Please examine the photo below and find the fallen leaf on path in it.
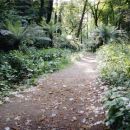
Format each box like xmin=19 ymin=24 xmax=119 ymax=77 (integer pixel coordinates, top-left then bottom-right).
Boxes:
xmin=81 ymin=118 xmax=87 ymax=123
xmin=14 ymin=116 xmax=21 ymax=121
xmin=25 ymin=119 xmax=32 ymax=125
xmin=39 ymin=115 xmax=46 ymax=122
xmin=78 ymin=110 xmax=84 ymax=114
xmin=92 ymin=121 xmax=104 ymax=126
xmin=49 ymin=92 xmax=53 ymax=94
xmin=71 ymin=116 xmax=77 ymax=122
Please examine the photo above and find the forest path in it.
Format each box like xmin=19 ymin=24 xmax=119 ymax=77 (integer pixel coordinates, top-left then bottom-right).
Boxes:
xmin=0 ymin=53 xmax=106 ymax=130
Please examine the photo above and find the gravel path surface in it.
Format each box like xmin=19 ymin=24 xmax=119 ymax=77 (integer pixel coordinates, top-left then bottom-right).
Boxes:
xmin=0 ymin=53 xmax=107 ymax=130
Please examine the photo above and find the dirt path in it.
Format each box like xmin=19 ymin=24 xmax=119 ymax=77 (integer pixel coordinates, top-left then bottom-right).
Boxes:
xmin=0 ymin=53 xmax=106 ymax=130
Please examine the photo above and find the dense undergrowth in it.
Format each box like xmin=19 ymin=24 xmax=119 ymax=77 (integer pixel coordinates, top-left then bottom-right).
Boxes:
xmin=0 ymin=48 xmax=71 ymax=100
xmin=98 ymin=44 xmax=130 ymax=130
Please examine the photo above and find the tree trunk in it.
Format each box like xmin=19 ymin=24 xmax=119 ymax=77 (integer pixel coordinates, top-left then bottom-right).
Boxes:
xmin=94 ymin=15 xmax=98 ymax=27
xmin=76 ymin=0 xmax=88 ymax=38
xmin=46 ymin=0 xmax=53 ymax=23
xmin=39 ymin=0 xmax=45 ymax=22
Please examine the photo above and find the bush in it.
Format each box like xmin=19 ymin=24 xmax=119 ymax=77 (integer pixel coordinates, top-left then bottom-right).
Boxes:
xmin=83 ymin=38 xmax=97 ymax=52
xmin=0 ymin=48 xmax=71 ymax=98
xmin=93 ymin=25 xmax=128 ymax=44
xmin=98 ymin=44 xmax=130 ymax=85
xmin=22 ymin=24 xmax=52 ymax=48
xmin=97 ymin=44 xmax=130 ymax=129
xmin=54 ymin=34 xmax=82 ymax=51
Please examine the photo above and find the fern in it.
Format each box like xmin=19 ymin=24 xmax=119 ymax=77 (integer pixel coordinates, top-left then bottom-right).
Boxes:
xmin=93 ymin=25 xmax=128 ymax=44
xmin=4 ymin=20 xmax=27 ymax=39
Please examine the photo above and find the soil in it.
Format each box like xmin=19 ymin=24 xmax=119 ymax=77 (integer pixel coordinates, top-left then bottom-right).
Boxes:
xmin=0 ymin=53 xmax=107 ymax=130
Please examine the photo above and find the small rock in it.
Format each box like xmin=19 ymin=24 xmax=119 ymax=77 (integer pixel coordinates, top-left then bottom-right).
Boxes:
xmin=51 ymin=113 xmax=57 ymax=117
xmin=4 ymin=127 xmax=10 ymax=130
xmin=4 ymin=97 xmax=10 ymax=102
xmin=49 ymin=92 xmax=53 ymax=94
xmin=81 ymin=118 xmax=86 ymax=123
xmin=63 ymin=85 xmax=67 ymax=88
xmin=69 ymin=98 xmax=74 ymax=101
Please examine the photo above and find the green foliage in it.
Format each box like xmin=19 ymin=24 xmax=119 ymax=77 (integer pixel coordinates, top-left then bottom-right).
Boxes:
xmin=40 ymin=18 xmax=59 ymax=36
xmin=103 ymin=87 xmax=130 ymax=129
xmin=0 ymin=48 xmax=71 ymax=99
xmin=83 ymin=25 xmax=128 ymax=53
xmin=54 ymin=33 xmax=82 ymax=51
xmin=99 ymin=0 xmax=130 ymax=31
xmin=98 ymin=44 xmax=130 ymax=84
xmin=62 ymin=2 xmax=80 ymax=34
xmin=4 ymin=20 xmax=27 ymax=40
xmin=83 ymin=38 xmax=97 ymax=52
xmin=22 ymin=24 xmax=50 ymax=48
xmin=98 ymin=44 xmax=130 ymax=129
xmin=93 ymin=25 xmax=127 ymax=44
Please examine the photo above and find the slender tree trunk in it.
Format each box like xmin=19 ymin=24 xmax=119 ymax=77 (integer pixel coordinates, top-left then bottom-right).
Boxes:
xmin=94 ymin=15 xmax=98 ymax=27
xmin=39 ymin=0 xmax=45 ymax=22
xmin=54 ymin=13 xmax=57 ymax=24
xmin=46 ymin=0 xmax=53 ymax=23
xmin=76 ymin=0 xmax=88 ymax=38
xmin=86 ymin=9 xmax=89 ymax=39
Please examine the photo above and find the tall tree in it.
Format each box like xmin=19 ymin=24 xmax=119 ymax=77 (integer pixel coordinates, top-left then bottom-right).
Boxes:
xmin=46 ymin=0 xmax=53 ymax=23
xmin=89 ymin=0 xmax=106 ymax=27
xmin=76 ymin=0 xmax=88 ymax=38
xmin=39 ymin=0 xmax=53 ymax=23
xmin=39 ymin=0 xmax=45 ymax=21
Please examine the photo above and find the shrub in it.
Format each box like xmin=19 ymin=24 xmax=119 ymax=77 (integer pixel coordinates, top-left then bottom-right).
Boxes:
xmin=54 ymin=34 xmax=82 ymax=51
xmin=5 ymin=20 xmax=27 ymax=39
xmin=0 ymin=48 xmax=71 ymax=98
xmin=97 ymin=44 xmax=130 ymax=129
xmin=98 ymin=44 xmax=130 ymax=86
xmin=22 ymin=24 xmax=52 ymax=48
xmin=93 ymin=25 xmax=128 ymax=44
xmin=83 ymin=38 xmax=97 ymax=52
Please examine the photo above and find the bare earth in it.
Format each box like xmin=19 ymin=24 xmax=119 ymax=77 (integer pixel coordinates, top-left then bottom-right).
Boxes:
xmin=0 ymin=53 xmax=107 ymax=130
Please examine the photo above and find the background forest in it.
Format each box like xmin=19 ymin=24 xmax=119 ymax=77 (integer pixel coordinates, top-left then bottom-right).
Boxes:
xmin=0 ymin=0 xmax=130 ymax=129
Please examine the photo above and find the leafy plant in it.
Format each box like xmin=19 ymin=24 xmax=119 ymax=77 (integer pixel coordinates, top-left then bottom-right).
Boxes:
xmin=54 ymin=33 xmax=82 ymax=51
xmin=93 ymin=25 xmax=128 ymax=44
xmin=0 ymin=48 xmax=71 ymax=98
xmin=98 ymin=44 xmax=130 ymax=129
xmin=22 ymin=23 xmax=52 ymax=48
xmin=4 ymin=20 xmax=27 ymax=40
xmin=40 ymin=18 xmax=60 ymax=36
